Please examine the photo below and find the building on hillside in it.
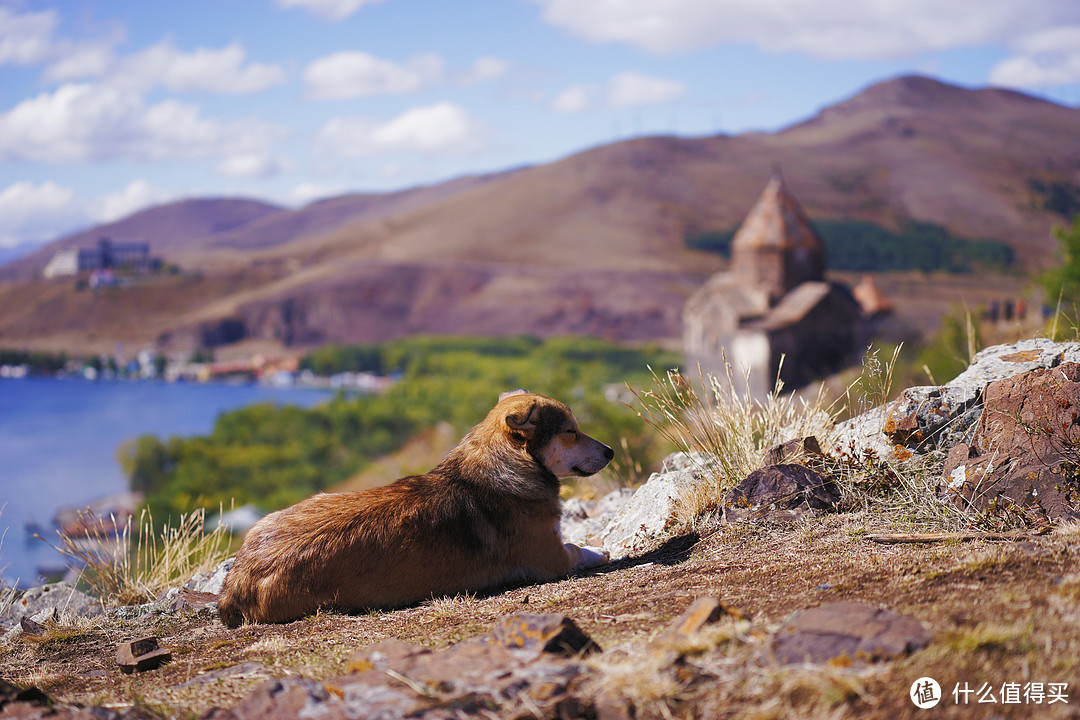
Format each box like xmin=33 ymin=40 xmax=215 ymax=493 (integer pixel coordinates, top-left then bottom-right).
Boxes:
xmin=43 ymin=237 xmax=159 ymax=279
xmin=683 ymin=174 xmax=884 ymax=397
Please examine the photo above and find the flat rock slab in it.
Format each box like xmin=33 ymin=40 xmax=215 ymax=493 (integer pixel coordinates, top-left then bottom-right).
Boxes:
xmin=770 ymin=601 xmax=931 ymax=665
xmin=204 ymin=613 xmax=598 ymax=720
xmin=723 ymin=464 xmax=840 ymax=524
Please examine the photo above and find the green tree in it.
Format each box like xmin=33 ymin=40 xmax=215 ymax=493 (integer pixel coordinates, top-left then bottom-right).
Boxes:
xmin=1042 ymin=216 xmax=1080 ymax=309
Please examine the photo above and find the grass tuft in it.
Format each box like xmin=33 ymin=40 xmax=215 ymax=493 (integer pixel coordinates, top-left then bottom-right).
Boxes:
xmin=51 ymin=506 xmax=232 ymax=607
xmin=631 ymin=359 xmax=837 ymax=528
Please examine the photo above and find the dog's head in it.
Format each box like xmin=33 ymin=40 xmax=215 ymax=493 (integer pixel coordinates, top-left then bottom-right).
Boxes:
xmin=496 ymin=389 xmax=614 ymax=478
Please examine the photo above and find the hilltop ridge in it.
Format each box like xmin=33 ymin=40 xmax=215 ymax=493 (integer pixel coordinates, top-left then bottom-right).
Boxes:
xmin=0 ymin=74 xmax=1076 ymax=354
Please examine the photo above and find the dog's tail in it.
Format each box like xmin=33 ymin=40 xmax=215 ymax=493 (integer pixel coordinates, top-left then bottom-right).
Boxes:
xmin=217 ymin=565 xmax=252 ymax=628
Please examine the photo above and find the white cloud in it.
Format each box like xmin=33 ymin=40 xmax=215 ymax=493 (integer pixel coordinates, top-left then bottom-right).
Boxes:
xmin=0 ymin=180 xmax=80 ymax=247
xmin=534 ymin=0 xmax=1080 ymax=61
xmin=990 ymin=26 xmax=1080 ymax=88
xmin=550 ymin=72 xmax=683 ymax=113
xmin=304 ymin=50 xmax=443 ymax=99
xmin=288 ymin=183 xmax=347 ymax=206
xmin=43 ymin=43 xmax=114 ymax=82
xmin=317 ymin=102 xmax=486 ymax=156
xmin=550 ymin=85 xmax=595 ymax=113
xmin=46 ymin=39 xmax=286 ymax=95
xmin=460 ymin=56 xmax=509 ymax=84
xmin=93 ymin=179 xmax=173 ymax=223
xmin=216 ymin=152 xmax=285 ymax=178
xmin=118 ymin=41 xmax=285 ymax=94
xmin=0 ymin=83 xmax=285 ymax=164
xmin=607 ymin=71 xmax=685 ymax=107
xmin=277 ymin=0 xmax=387 ymax=21
xmin=0 ymin=6 xmax=59 ymax=66
xmin=0 ymin=179 xmax=177 ymax=248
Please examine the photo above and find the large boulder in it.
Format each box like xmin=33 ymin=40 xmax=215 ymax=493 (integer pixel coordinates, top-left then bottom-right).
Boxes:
xmin=942 ymin=362 xmax=1080 ymax=521
xmin=0 ymin=582 xmax=103 ymax=629
xmin=597 ymin=463 xmax=706 ymax=557
xmin=832 ymin=339 xmax=1080 ymax=459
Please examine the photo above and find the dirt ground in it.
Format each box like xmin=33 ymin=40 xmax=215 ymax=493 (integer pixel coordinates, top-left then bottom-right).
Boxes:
xmin=3 ymin=512 xmax=1080 ymax=719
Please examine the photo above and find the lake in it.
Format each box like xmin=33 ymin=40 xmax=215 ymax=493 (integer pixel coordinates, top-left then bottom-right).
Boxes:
xmin=0 ymin=377 xmax=331 ymax=588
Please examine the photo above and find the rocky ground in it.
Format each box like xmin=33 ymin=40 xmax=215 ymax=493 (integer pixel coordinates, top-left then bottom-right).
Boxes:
xmin=4 ymin=338 xmax=1080 ymax=719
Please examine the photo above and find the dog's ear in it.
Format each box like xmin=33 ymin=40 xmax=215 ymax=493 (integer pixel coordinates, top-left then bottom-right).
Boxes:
xmin=499 ymin=388 xmax=529 ymax=402
xmin=505 ymin=401 xmax=539 ymax=439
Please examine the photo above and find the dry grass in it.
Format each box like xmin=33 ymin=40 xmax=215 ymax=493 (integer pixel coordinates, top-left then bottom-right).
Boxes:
xmin=631 ymin=346 xmax=1003 ymax=537
xmin=631 ymin=360 xmax=837 ymax=527
xmin=52 ymin=507 xmax=232 ymax=607
xmin=0 ymin=506 xmax=17 ymax=619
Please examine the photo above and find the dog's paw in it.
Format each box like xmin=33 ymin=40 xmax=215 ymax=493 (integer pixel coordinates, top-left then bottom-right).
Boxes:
xmin=566 ymin=543 xmax=610 ymax=571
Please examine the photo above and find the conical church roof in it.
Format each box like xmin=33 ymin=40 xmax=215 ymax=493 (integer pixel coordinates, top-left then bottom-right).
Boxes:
xmin=731 ymin=174 xmax=824 ymax=253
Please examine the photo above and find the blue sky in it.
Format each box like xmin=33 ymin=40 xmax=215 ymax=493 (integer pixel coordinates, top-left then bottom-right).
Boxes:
xmin=1 ymin=0 xmax=1079 ymax=251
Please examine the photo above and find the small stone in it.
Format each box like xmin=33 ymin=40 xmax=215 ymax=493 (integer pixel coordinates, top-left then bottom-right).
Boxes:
xmin=648 ymin=597 xmax=743 ymax=664
xmin=169 ymin=588 xmax=220 ymax=613
xmin=488 ymin=613 xmax=600 ymax=657
xmin=117 ymin=636 xmax=172 ymax=673
xmin=770 ymin=601 xmax=931 ymax=665
xmin=723 ymin=464 xmax=840 ymax=524
xmin=346 ymin=638 xmax=429 ymax=674
xmin=18 ymin=615 xmax=46 ymax=638
xmin=0 ymin=678 xmax=51 ymax=707
xmin=762 ymin=436 xmax=822 ymax=466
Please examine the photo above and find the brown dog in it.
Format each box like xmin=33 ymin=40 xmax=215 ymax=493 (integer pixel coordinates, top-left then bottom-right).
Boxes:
xmin=218 ymin=390 xmax=614 ymax=626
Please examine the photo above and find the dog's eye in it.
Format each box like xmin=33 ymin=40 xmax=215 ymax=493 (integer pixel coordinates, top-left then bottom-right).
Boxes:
xmin=565 ymin=428 xmax=578 ymax=437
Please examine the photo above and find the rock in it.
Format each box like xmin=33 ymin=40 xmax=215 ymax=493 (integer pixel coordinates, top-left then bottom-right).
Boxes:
xmin=19 ymin=615 xmax=47 ymax=638
xmin=761 ymin=436 xmax=822 ymax=466
xmin=0 ymin=582 xmax=103 ymax=628
xmin=202 ymin=678 xmax=331 ymax=720
xmin=184 ymin=558 xmax=234 ymax=596
xmin=661 ymin=451 xmax=713 ymax=473
xmin=0 ymin=679 xmax=51 ymax=708
xmin=598 ymin=467 xmax=703 ymax=557
xmin=833 ymin=339 xmax=1080 ymax=461
xmin=211 ymin=613 xmax=600 ymax=720
xmin=482 ymin=613 xmax=600 ymax=657
xmin=167 ymin=588 xmax=220 ymax=614
xmin=648 ymin=597 xmax=743 ymax=664
xmin=882 ymin=384 xmax=981 ymax=449
xmin=941 ymin=362 xmax=1080 ymax=521
xmin=829 ymin=404 xmax=898 ymax=462
xmin=951 ymin=338 xmax=1080 ymax=392
xmin=770 ymin=601 xmax=931 ymax=665
xmin=177 ymin=662 xmax=271 ymax=688
xmin=117 ymin=637 xmax=172 ymax=674
xmin=723 ymin=465 xmax=840 ymax=524
xmin=561 ymin=489 xmax=634 ymax=548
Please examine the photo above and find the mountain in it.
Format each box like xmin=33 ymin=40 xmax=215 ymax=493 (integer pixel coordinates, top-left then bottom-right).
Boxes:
xmin=1 ymin=75 xmax=1077 ymax=355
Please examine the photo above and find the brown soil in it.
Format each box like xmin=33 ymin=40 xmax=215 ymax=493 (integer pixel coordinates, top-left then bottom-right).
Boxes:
xmin=4 ymin=513 xmax=1079 ymax=719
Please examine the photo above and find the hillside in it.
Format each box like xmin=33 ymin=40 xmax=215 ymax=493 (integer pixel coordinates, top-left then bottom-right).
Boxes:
xmin=4 ymin=339 xmax=1080 ymax=719
xmin=0 ymin=75 xmax=1077 ymax=355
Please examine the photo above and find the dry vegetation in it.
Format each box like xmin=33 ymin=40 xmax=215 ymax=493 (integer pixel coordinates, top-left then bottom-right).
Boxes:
xmin=5 ymin=344 xmax=1080 ymax=717
xmin=3 ymin=516 xmax=1078 ymax=719
xmin=50 ymin=508 xmax=233 ymax=607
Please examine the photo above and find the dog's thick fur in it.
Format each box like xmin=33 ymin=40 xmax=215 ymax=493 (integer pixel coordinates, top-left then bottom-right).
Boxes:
xmin=217 ymin=390 xmax=614 ymax=627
